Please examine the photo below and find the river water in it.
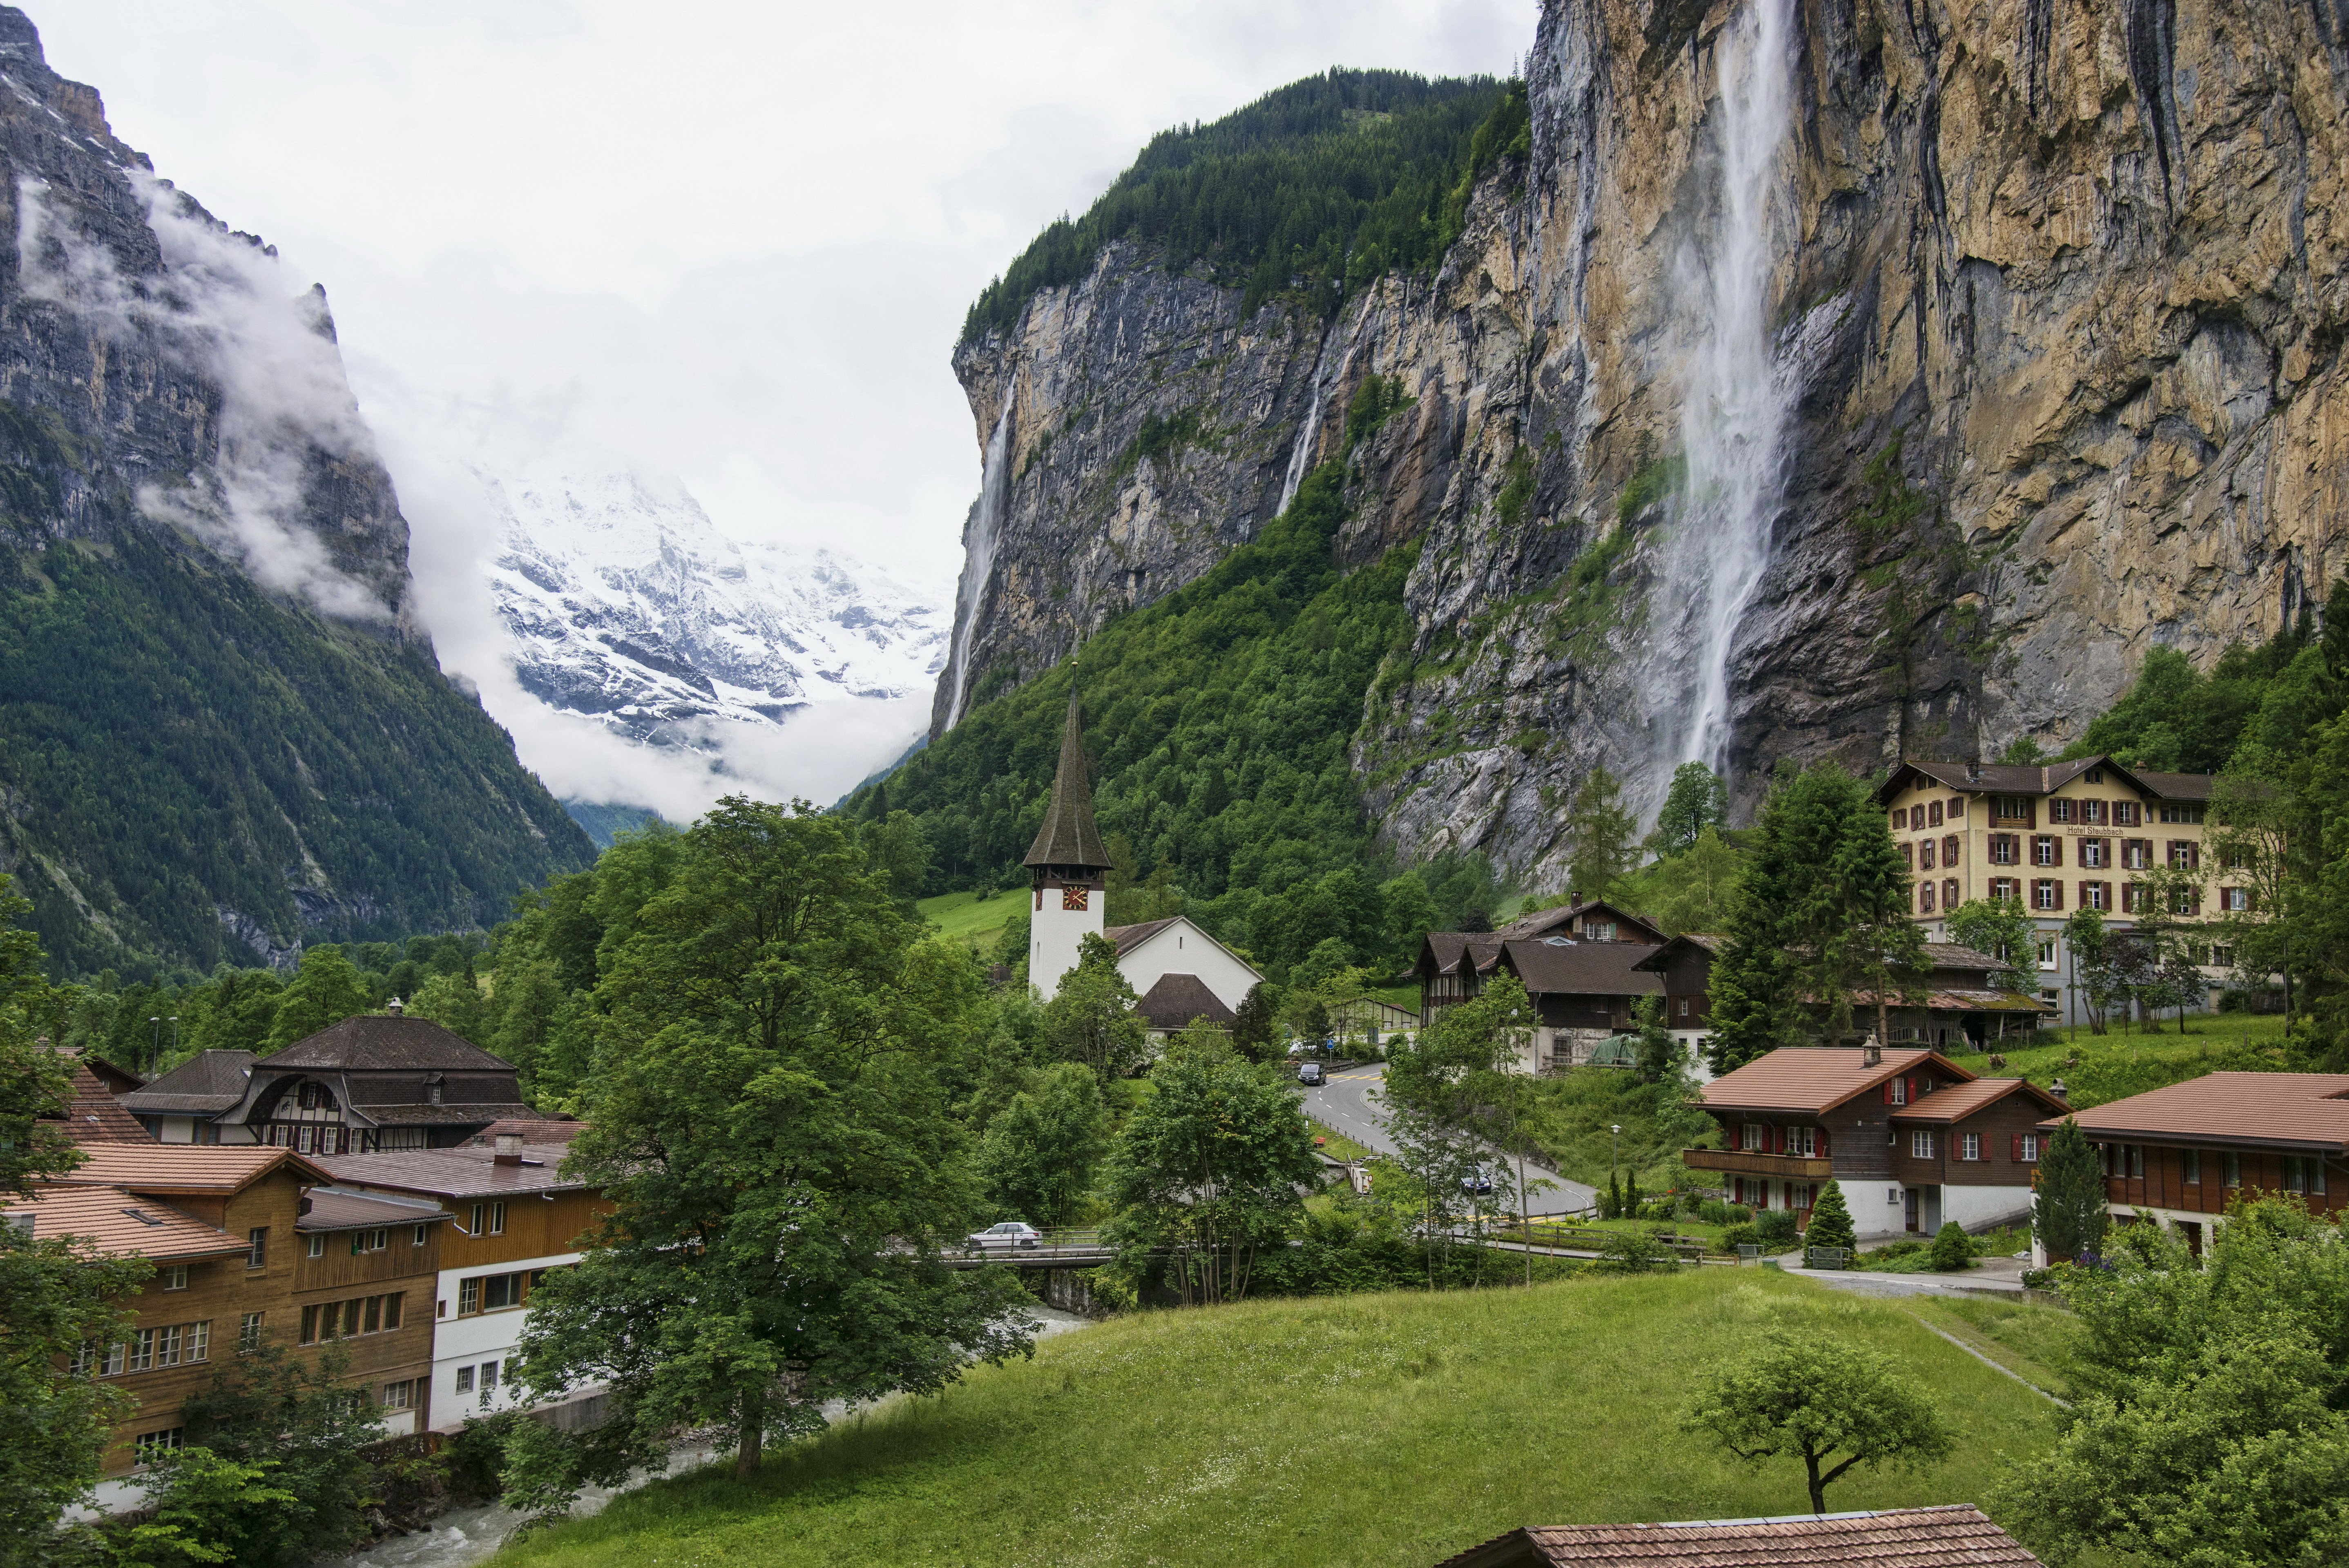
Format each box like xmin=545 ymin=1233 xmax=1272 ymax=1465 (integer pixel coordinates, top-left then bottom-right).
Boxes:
xmin=323 ymin=1305 xmax=1095 ymax=1568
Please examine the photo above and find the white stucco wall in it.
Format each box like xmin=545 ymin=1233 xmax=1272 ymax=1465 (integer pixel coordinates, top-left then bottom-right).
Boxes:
xmin=1032 ymin=888 xmax=1106 ymax=1000
xmin=1940 ymin=1184 xmax=2034 ymax=1232
xmin=429 ymin=1249 xmax=584 ymax=1430
xmin=1115 ymin=918 xmax=1260 ymax=1014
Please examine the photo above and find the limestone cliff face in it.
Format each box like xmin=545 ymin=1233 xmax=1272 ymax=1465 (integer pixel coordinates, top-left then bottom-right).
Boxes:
xmin=943 ymin=0 xmax=2349 ymax=887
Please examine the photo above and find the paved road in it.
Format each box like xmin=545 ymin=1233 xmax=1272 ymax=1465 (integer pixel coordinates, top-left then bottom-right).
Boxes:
xmin=1296 ymin=1064 xmax=1598 ymax=1213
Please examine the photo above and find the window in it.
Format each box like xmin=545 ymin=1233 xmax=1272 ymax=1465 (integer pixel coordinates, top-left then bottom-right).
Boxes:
xmin=2049 ymin=797 xmax=2074 ymax=824
xmin=301 ymin=1294 xmax=403 ymax=1343
xmin=2034 ymin=879 xmax=2063 ymax=911
xmin=2081 ymin=797 xmax=2107 ymax=824
xmin=238 ymin=1313 xmax=263 ymax=1353
xmin=2213 ymin=945 xmax=2235 ymax=967
xmin=2115 ymin=800 xmax=2141 ymax=826
xmin=2222 ymin=887 xmax=2249 ymax=912
xmin=2016 ymin=1134 xmax=2041 ymax=1163
xmin=458 ymin=1278 xmax=482 ymax=1316
xmin=1928 ymin=800 xmax=1945 ymax=827
xmin=162 ymin=1264 xmax=188 ymax=1291
xmin=2121 ymin=882 xmax=2142 ymax=913
xmin=247 ymin=1228 xmax=267 ymax=1269
xmin=1901 ymin=841 xmax=1915 ymax=870
xmin=127 ymin=1329 xmax=154 ymax=1373
xmin=2085 ymin=768 xmax=2105 ymax=785
xmin=468 ymin=1203 xmax=485 ymax=1235
xmin=1920 ymin=839 xmax=1936 ymax=871
xmin=2033 ymin=835 xmax=2061 ymax=866
xmin=478 ymin=1360 xmax=499 ymax=1391
xmin=489 ymin=1202 xmax=507 ymax=1236
xmin=1677 ymin=996 xmax=1691 ymax=1019
xmin=413 ymin=1224 xmax=430 ymax=1246
xmin=1785 ymin=1126 xmax=1816 ymax=1157
xmin=2080 ymin=837 xmax=2108 ymax=867
xmin=1947 ymin=796 xmax=1965 ymax=819
xmin=1991 ymin=877 xmax=2020 ymax=902
xmin=74 ymin=1340 xmax=125 ymax=1377
xmin=455 ymin=1364 xmax=474 ymax=1394
xmin=1989 ymin=834 xmax=2021 ymax=865
xmin=1943 ymin=835 xmax=1961 ymax=867
xmin=1586 ymin=920 xmax=1617 ymax=941
xmin=1944 ymin=878 xmax=1960 ymax=911
xmin=1911 ymin=1130 xmax=1936 ymax=1159
xmin=133 ymin=1429 xmax=185 ymax=1465
xmin=2126 ymin=1145 xmax=2145 ymax=1179
xmin=2184 ymin=1150 xmax=2201 ymax=1184
xmin=2168 ymin=839 xmax=2199 ymax=870
xmin=1891 ymin=808 xmax=1908 ymax=830
xmin=2225 ymin=1152 xmax=2242 ymax=1188
xmin=2037 ymin=938 xmax=2058 ymax=968
xmin=1960 ymin=1133 xmax=1981 ymax=1161
xmin=1887 ymin=1078 xmax=1908 ymax=1106
xmin=2042 ymin=989 xmax=2061 ymax=1007
xmin=2173 ymin=885 xmax=2202 ymax=917
xmin=2082 ymin=881 xmax=2110 ymax=910
xmin=482 ymin=1272 xmax=525 ymax=1310
xmin=382 ymin=1379 xmax=416 ymax=1411
xmin=186 ymin=1321 xmax=209 ymax=1363
xmin=1992 ymin=795 xmax=2033 ymax=824
xmin=308 ymin=1234 xmax=326 ymax=1259
xmin=1918 ymin=882 xmax=1936 ymax=914
xmin=349 ymin=1227 xmax=389 ymax=1256
xmin=364 ymin=1296 xmax=382 ymax=1333
xmin=2159 ymin=803 xmax=2206 ymax=824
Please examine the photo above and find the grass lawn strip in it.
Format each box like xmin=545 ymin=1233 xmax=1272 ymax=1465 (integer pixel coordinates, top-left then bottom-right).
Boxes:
xmin=1303 ymin=1118 xmax=1373 ymax=1163
xmin=918 ymin=889 xmax=1021 ymax=952
xmin=492 ymin=1271 xmax=2056 ymax=1568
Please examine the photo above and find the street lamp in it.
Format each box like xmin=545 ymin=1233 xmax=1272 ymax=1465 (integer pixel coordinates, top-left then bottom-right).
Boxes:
xmin=1610 ymin=1123 xmax=1622 ymax=1212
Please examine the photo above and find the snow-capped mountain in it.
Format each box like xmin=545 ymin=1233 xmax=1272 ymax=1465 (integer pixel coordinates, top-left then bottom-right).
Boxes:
xmin=486 ymin=472 xmax=947 ymax=750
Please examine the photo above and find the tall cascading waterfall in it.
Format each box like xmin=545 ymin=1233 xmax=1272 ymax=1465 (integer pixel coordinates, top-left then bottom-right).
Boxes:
xmin=941 ymin=385 xmax=1017 ymax=731
xmin=1672 ymin=0 xmax=1798 ymax=773
xmin=1276 ymin=328 xmax=1342 ymax=516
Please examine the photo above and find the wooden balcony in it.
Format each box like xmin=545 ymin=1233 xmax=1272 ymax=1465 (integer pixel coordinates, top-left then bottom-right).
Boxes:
xmin=1684 ymin=1148 xmax=1834 ymax=1180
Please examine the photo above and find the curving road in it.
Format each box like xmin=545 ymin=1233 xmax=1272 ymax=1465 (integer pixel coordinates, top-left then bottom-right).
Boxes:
xmin=1297 ymin=1064 xmax=1598 ymax=1215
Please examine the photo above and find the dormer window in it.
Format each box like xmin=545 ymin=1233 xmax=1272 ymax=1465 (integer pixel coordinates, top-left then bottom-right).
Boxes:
xmin=426 ymin=1075 xmax=443 ymax=1106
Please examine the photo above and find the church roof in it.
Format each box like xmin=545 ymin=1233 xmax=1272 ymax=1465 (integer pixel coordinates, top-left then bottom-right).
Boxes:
xmin=1024 ymin=690 xmax=1110 ymax=870
xmin=1135 ymin=973 xmax=1238 ymax=1032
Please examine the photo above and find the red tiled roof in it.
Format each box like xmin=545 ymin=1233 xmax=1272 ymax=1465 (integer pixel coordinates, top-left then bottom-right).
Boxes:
xmin=1436 ymin=1506 xmax=2040 ymax=1567
xmin=467 ymin=1117 xmax=582 ymax=1147
xmin=2041 ymin=1072 xmax=2349 ymax=1151
xmin=54 ymin=1144 xmax=331 ymax=1195
xmin=53 ymin=1060 xmax=153 ymax=1144
xmin=1699 ymin=1048 xmax=1975 ymax=1115
xmin=1895 ymin=1077 xmax=2070 ymax=1125
xmin=7 ymin=1183 xmax=249 ymax=1262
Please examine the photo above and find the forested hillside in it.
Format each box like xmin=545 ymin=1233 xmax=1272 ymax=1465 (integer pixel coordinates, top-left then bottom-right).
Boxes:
xmin=962 ymin=68 xmax=1509 ymax=340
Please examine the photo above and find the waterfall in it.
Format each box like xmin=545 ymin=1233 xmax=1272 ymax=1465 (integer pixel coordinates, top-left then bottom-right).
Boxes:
xmin=941 ymin=385 xmax=1016 ymax=731
xmin=1675 ymin=0 xmax=1797 ymax=773
xmin=1276 ymin=329 xmax=1339 ymax=516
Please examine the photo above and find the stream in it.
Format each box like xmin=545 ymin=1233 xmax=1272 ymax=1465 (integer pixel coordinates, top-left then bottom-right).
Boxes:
xmin=322 ymin=1305 xmax=1095 ymax=1568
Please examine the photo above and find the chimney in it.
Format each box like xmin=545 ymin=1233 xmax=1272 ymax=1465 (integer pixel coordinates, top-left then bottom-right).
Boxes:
xmin=1967 ymin=761 xmax=1982 ymax=783
xmin=1862 ymin=1043 xmax=1882 ymax=1067
xmin=2049 ymin=1078 xmax=2069 ymax=1102
xmin=494 ymin=1131 xmax=524 ymax=1166
xmin=386 ymin=997 xmax=404 ymax=1016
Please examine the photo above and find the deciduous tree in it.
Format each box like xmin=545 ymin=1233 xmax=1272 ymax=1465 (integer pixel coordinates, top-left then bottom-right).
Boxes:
xmin=1684 ymin=1332 xmax=1954 ymax=1513
xmin=976 ymin=1062 xmax=1107 ymax=1230
xmin=1043 ymin=932 xmax=1149 ymax=1081
xmin=1646 ymin=761 xmax=1728 ymax=857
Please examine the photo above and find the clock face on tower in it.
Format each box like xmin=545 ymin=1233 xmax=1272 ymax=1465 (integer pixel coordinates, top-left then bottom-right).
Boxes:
xmin=1063 ymin=887 xmax=1089 ymax=911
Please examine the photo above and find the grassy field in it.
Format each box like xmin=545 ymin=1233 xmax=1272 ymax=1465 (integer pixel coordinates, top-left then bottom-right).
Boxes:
xmin=494 ymin=1271 xmax=2059 ymax=1568
xmin=1934 ymin=1014 xmax=2293 ymax=1109
xmin=918 ymin=888 xmax=1025 ymax=954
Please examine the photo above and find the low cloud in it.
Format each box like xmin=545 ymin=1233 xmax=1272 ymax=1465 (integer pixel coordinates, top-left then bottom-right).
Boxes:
xmin=16 ymin=171 xmax=394 ymax=621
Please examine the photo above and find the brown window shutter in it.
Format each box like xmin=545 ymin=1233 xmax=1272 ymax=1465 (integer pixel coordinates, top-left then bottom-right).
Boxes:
xmin=2052 ymin=836 xmax=2064 ymax=867
xmin=1883 ymin=1081 xmax=1894 ymax=1104
xmin=2054 ymin=880 xmax=2065 ymax=909
xmin=2011 ymin=1134 xmax=2023 ymax=1162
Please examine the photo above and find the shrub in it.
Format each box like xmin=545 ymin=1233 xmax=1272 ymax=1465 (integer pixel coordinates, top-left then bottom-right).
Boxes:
xmin=1597 ymin=1229 xmax=1677 ymax=1273
xmin=1753 ymin=1209 xmax=1798 ymax=1247
xmin=1697 ymin=1198 xmax=1730 ymax=1225
xmin=1721 ymin=1222 xmax=1759 ymax=1253
xmin=1927 ymin=1222 xmax=1975 ymax=1271
xmin=444 ymin=1412 xmax=527 ymax=1501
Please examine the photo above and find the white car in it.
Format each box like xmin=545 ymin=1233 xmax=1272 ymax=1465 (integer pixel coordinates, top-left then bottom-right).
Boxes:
xmin=967 ymin=1221 xmax=1045 ymax=1250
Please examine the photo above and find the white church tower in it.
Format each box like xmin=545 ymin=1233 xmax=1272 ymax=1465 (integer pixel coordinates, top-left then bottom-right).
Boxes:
xmin=1026 ymin=690 xmax=1110 ymax=997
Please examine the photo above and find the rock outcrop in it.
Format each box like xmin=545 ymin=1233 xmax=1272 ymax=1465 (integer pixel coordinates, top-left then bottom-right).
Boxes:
xmin=938 ymin=0 xmax=2349 ymax=887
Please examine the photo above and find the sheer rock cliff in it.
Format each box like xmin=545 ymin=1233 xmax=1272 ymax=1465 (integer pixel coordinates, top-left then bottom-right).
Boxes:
xmin=946 ymin=0 xmax=2347 ymax=885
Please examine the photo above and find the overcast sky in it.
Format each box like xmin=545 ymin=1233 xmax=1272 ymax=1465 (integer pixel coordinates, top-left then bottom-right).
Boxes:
xmin=35 ymin=0 xmax=1527 ymax=810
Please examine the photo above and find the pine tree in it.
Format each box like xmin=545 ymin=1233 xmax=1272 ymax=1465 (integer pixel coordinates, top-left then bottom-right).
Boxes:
xmin=1827 ymin=790 xmax=1930 ymax=1050
xmin=1565 ymin=764 xmax=1637 ymax=900
xmin=1230 ymin=981 xmax=1279 ymax=1062
xmin=2034 ymin=1117 xmax=2108 ymax=1262
xmin=1805 ymin=1180 xmax=1857 ymax=1254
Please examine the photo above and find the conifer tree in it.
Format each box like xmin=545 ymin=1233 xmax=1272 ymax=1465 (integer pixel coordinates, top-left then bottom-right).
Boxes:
xmin=1805 ymin=1179 xmax=1857 ymax=1255
xmin=1230 ymin=981 xmax=1279 ymax=1062
xmin=2033 ymin=1117 xmax=2108 ymax=1262
xmin=1565 ymin=764 xmax=1637 ymax=900
xmin=1827 ymin=791 xmax=1929 ymax=1050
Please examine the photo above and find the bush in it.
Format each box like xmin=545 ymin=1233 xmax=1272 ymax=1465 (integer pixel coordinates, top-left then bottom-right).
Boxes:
xmin=1597 ymin=1229 xmax=1678 ymax=1273
xmin=1697 ymin=1198 xmax=1730 ymax=1225
xmin=1721 ymin=1222 xmax=1759 ymax=1253
xmin=1928 ymin=1222 xmax=1976 ymax=1271
xmin=1753 ymin=1209 xmax=1798 ymax=1247
xmin=444 ymin=1412 xmax=526 ymax=1501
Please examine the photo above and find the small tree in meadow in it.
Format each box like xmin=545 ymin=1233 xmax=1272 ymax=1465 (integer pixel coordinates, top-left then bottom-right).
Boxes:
xmin=1684 ymin=1332 xmax=1954 ymax=1512
xmin=1230 ymin=981 xmax=1279 ymax=1062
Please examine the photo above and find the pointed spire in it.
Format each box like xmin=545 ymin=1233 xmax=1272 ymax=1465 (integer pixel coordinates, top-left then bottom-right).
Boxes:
xmin=1024 ymin=687 xmax=1109 ymax=869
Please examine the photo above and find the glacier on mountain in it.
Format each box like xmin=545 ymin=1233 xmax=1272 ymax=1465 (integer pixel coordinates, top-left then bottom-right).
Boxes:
xmin=485 ymin=472 xmax=947 ymax=753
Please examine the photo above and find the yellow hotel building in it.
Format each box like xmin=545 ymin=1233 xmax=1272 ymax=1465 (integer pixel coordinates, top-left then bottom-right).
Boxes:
xmin=1876 ymin=758 xmax=2241 ymax=1028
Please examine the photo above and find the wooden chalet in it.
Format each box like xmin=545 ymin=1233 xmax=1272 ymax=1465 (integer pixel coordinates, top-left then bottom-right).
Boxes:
xmin=1632 ymin=936 xmax=2052 ymax=1052
xmin=1416 ymin=899 xmax=1665 ymax=1020
xmin=1686 ymin=1046 xmax=2068 ymax=1238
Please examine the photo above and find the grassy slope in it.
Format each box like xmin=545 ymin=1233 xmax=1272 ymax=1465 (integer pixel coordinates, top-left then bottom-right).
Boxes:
xmin=919 ymin=888 xmax=1024 ymax=954
xmin=496 ymin=1272 xmax=2057 ymax=1568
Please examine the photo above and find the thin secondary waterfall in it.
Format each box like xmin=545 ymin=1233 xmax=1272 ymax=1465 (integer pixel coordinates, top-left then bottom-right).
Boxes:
xmin=1675 ymin=0 xmax=1797 ymax=773
xmin=1277 ymin=329 xmax=1340 ymax=516
xmin=942 ymin=385 xmax=1016 ymax=731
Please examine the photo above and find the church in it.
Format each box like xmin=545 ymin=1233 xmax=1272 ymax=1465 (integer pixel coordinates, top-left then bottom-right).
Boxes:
xmin=1025 ymin=694 xmax=1262 ymax=1039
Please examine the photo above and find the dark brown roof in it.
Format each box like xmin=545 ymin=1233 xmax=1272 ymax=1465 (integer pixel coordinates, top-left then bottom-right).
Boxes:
xmin=121 ymin=1050 xmax=257 ymax=1116
xmin=54 ymin=1144 xmax=333 ymax=1195
xmin=258 ymin=1015 xmax=514 ymax=1073
xmin=298 ymin=1186 xmax=451 ymax=1232
xmin=1500 ymin=900 xmax=1668 ymax=945
xmin=1498 ymin=940 xmax=1663 ymax=999
xmin=1699 ymin=1048 xmax=1974 ymax=1115
xmin=341 ymin=1101 xmax=542 ymax=1128
xmin=1023 ymin=690 xmax=1109 ymax=869
xmin=1103 ymin=918 xmax=1178 ymax=957
xmin=1894 ymin=1077 xmax=2070 ymax=1124
xmin=1134 ymin=973 xmax=1237 ymax=1032
xmin=1632 ymin=934 xmax=1724 ymax=972
xmin=1920 ymin=942 xmax=2009 ymax=973
xmin=2040 ymin=1072 xmax=2349 ymax=1151
xmin=8 ymin=1184 xmax=250 ymax=1262
xmin=73 ymin=1053 xmax=146 ymax=1095
xmin=1878 ymin=755 xmax=2212 ymax=806
xmin=1436 ymin=1506 xmax=2039 ymax=1567
xmin=316 ymin=1147 xmax=590 ymax=1198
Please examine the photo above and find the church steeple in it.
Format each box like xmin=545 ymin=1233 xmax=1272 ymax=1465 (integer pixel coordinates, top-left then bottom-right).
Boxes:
xmin=1025 ymin=688 xmax=1108 ymax=997
xmin=1024 ymin=688 xmax=1108 ymax=871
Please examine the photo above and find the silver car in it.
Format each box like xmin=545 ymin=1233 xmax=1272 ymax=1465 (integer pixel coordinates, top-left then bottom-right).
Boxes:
xmin=967 ymin=1221 xmax=1044 ymax=1250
